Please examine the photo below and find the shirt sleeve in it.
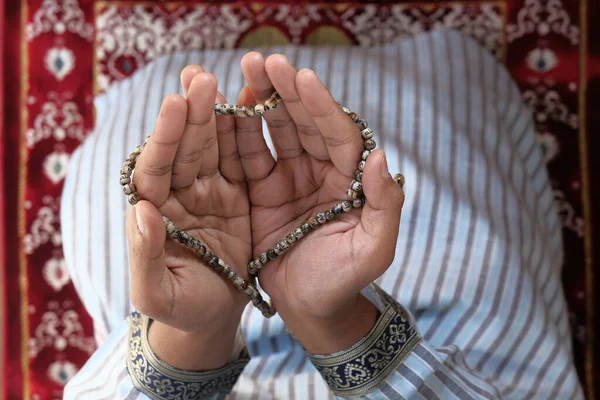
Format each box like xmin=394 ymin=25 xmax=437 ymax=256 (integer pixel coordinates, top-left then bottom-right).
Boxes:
xmin=63 ymin=312 xmax=249 ymax=400
xmin=307 ymin=284 xmax=502 ymax=399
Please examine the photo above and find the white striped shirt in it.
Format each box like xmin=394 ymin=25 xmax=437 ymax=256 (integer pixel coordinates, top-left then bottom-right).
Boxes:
xmin=61 ymin=30 xmax=583 ymax=399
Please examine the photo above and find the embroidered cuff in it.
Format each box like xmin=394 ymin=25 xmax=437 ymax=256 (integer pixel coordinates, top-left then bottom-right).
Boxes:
xmin=126 ymin=312 xmax=249 ymax=400
xmin=308 ymin=299 xmax=421 ymax=397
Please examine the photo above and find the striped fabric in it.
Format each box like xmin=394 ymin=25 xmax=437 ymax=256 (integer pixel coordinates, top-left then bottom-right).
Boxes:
xmin=61 ymin=30 xmax=583 ymax=399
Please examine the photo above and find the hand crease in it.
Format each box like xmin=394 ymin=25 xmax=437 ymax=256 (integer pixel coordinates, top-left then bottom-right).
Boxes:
xmin=281 ymin=95 xmax=301 ymax=105
xmin=186 ymin=118 xmax=211 ymax=127
xmin=147 ymin=247 xmax=165 ymax=263
xmin=150 ymin=134 xmax=181 ymax=147
xmin=296 ymin=123 xmax=321 ymax=137
xmin=197 ymin=168 xmax=219 ymax=180
xmin=277 ymin=148 xmax=304 ymax=160
xmin=141 ymin=163 xmax=172 ymax=177
xmin=220 ymin=150 xmax=241 ymax=161
xmin=239 ymin=147 xmax=272 ymax=160
xmin=217 ymin=123 xmax=236 ymax=137
xmin=200 ymin=227 xmax=252 ymax=247
xmin=267 ymin=116 xmax=294 ymax=129
xmin=174 ymin=148 xmax=203 ymax=165
xmin=203 ymin=135 xmax=218 ymax=151
xmin=324 ymin=132 xmax=357 ymax=148
xmin=235 ymin=125 xmax=261 ymax=135
xmin=310 ymin=107 xmax=336 ymax=120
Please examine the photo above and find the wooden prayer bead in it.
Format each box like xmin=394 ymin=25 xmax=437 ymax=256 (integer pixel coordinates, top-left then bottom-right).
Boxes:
xmin=351 ymin=180 xmax=362 ymax=192
xmin=128 ymin=193 xmax=139 ymax=205
xmin=279 ymin=239 xmax=290 ymax=252
xmin=236 ymin=106 xmax=247 ymax=117
xmin=259 ymin=252 xmax=269 ymax=264
xmin=286 ymin=233 xmax=296 ymax=244
xmin=353 ymin=197 xmax=365 ymax=208
xmin=333 ymin=203 xmax=344 ymax=215
xmin=300 ymin=222 xmax=311 ymax=233
xmin=342 ymin=201 xmax=352 ymax=212
xmin=316 ymin=212 xmax=327 ymax=224
xmin=119 ymin=91 xmax=404 ymax=319
xmin=309 ymin=217 xmax=320 ymax=228
xmin=123 ymin=184 xmax=135 ymax=195
xmin=273 ymin=243 xmax=284 ymax=255
xmin=347 ymin=189 xmax=358 ymax=201
xmin=394 ymin=173 xmax=405 ymax=188
xmin=364 ymin=139 xmax=376 ymax=150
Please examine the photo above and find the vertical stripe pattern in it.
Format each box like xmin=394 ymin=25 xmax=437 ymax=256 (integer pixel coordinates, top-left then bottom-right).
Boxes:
xmin=61 ymin=30 xmax=583 ymax=399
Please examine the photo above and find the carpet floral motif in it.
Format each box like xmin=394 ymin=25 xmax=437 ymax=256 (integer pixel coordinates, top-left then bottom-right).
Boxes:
xmin=11 ymin=0 xmax=592 ymax=398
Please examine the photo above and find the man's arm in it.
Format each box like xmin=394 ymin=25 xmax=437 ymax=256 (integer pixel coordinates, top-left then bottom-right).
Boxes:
xmin=64 ymin=313 xmax=249 ymax=400
xmin=300 ymin=284 xmax=501 ymax=399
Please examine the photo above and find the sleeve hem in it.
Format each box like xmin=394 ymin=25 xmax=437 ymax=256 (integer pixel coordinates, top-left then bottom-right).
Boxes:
xmin=308 ymin=300 xmax=421 ymax=397
xmin=126 ymin=312 xmax=249 ymax=400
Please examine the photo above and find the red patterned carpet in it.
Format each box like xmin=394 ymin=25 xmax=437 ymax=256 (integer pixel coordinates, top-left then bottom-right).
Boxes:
xmin=1 ymin=0 xmax=597 ymax=398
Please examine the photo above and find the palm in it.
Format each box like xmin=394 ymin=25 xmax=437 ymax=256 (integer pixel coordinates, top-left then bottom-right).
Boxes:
xmin=237 ymin=53 xmax=404 ymax=319
xmin=249 ymin=155 xmax=364 ymax=316
xmin=127 ymin=71 xmax=253 ymax=333
xmin=156 ymin=178 xmax=251 ymax=330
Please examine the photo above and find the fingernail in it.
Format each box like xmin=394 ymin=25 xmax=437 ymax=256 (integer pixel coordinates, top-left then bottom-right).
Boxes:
xmin=380 ymin=152 xmax=390 ymax=180
xmin=310 ymin=69 xmax=323 ymax=84
xmin=302 ymin=68 xmax=319 ymax=82
xmin=281 ymin=54 xmax=291 ymax=65
xmin=135 ymin=206 xmax=146 ymax=234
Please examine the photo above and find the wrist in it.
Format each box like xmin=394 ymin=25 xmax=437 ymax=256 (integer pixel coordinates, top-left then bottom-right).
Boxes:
xmin=148 ymin=318 xmax=240 ymax=371
xmin=280 ymin=294 xmax=378 ymax=354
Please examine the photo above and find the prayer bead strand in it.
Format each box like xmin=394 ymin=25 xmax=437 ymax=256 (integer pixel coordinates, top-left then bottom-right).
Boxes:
xmin=119 ymin=92 xmax=404 ymax=318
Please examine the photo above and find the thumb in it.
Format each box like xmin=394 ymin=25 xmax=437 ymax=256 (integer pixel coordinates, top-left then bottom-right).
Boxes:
xmin=126 ymin=200 xmax=168 ymax=315
xmin=354 ymin=149 xmax=405 ymax=277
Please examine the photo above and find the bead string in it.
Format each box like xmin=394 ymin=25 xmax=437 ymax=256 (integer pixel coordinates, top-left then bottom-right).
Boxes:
xmin=119 ymin=92 xmax=404 ymax=318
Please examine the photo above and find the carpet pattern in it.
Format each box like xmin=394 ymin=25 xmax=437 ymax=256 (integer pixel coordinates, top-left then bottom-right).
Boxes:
xmin=2 ymin=0 xmax=595 ymax=398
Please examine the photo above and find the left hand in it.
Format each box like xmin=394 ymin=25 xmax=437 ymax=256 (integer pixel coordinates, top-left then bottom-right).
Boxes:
xmin=128 ymin=66 xmax=253 ymax=369
xmin=234 ymin=53 xmax=405 ymax=352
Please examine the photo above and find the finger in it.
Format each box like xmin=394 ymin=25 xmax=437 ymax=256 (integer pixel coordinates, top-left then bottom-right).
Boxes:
xmin=196 ymin=73 xmax=221 ymax=179
xmin=215 ymin=91 xmax=246 ymax=183
xmin=296 ymin=69 xmax=364 ymax=177
xmin=241 ymin=52 xmax=303 ymax=160
xmin=264 ymin=54 xmax=328 ymax=160
xmin=127 ymin=200 xmax=169 ymax=318
xmin=353 ymin=150 xmax=405 ymax=283
xmin=134 ymin=94 xmax=187 ymax=206
xmin=171 ymin=73 xmax=218 ymax=189
xmin=180 ymin=64 xmax=205 ymax=96
xmin=235 ymin=86 xmax=275 ymax=180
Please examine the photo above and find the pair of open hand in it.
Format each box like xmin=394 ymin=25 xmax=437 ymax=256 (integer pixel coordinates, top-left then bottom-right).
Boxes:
xmin=127 ymin=52 xmax=405 ymax=365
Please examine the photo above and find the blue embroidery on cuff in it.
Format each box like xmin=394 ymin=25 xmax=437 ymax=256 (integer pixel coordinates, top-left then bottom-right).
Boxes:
xmin=308 ymin=304 xmax=421 ymax=396
xmin=126 ymin=312 xmax=249 ymax=400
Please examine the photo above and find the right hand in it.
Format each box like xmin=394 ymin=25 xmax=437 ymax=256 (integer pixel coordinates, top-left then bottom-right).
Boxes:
xmin=236 ymin=53 xmax=405 ymax=354
xmin=126 ymin=65 xmax=252 ymax=367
